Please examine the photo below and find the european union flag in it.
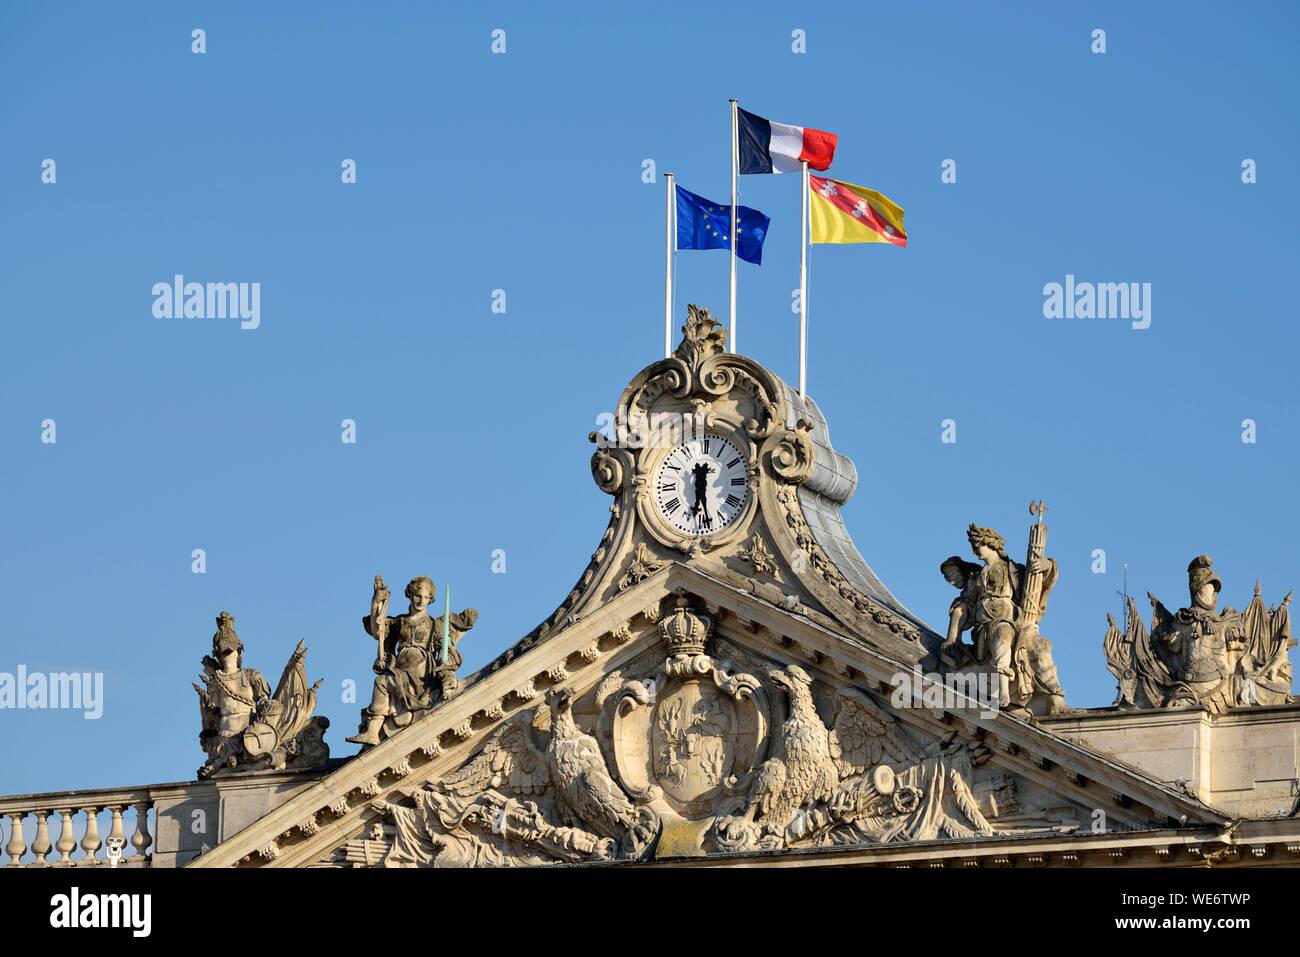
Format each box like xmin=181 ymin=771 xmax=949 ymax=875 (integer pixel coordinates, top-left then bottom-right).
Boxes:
xmin=675 ymin=185 xmax=770 ymax=265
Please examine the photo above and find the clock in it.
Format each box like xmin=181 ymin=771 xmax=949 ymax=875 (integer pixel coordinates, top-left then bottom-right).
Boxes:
xmin=653 ymin=434 xmax=750 ymax=537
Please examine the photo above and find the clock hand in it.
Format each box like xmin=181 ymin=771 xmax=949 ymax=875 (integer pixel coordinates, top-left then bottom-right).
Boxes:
xmin=693 ymin=462 xmax=714 ymax=527
xmin=689 ymin=463 xmax=705 ymax=514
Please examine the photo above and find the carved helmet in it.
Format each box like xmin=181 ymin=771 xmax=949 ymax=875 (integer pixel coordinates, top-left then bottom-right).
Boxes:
xmin=1187 ymin=555 xmax=1223 ymax=601
xmin=212 ymin=611 xmax=243 ymax=662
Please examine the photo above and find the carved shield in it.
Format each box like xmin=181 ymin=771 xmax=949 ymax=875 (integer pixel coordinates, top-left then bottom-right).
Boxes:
xmin=242 ymin=722 xmax=279 ymax=758
xmin=613 ymin=662 xmax=769 ymax=819
xmin=651 ymin=680 xmax=736 ymax=807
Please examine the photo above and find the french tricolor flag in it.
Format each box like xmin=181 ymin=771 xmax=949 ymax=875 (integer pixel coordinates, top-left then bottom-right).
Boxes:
xmin=737 ymin=107 xmax=838 ymax=174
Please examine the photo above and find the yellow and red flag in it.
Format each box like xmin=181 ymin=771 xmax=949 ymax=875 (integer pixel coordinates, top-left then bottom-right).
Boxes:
xmin=809 ymin=176 xmax=906 ymax=247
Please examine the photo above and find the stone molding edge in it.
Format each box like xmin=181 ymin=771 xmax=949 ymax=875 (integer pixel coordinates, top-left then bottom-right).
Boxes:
xmin=188 ymin=575 xmax=679 ymax=868
xmin=191 ymin=564 xmax=1228 ymax=869
xmin=765 ymin=482 xmax=929 ymax=651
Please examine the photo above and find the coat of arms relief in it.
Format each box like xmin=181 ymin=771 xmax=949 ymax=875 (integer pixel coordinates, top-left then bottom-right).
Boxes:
xmin=350 ymin=594 xmax=1069 ymax=867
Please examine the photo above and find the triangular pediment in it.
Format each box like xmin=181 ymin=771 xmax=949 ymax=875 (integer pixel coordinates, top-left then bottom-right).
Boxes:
xmin=450 ymin=307 xmax=945 ymax=708
xmin=189 ymin=565 xmax=1226 ymax=869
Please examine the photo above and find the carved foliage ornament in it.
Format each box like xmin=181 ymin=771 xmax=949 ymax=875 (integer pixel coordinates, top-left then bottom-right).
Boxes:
xmin=615 ymin=306 xmax=783 ymax=458
xmin=675 ymin=303 xmax=728 ymax=369
xmin=739 ymin=535 xmax=778 ymax=577
xmin=619 ymin=542 xmax=666 ymax=591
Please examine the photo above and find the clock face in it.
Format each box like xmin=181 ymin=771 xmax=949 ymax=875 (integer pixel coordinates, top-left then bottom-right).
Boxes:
xmin=653 ymin=435 xmax=750 ymax=537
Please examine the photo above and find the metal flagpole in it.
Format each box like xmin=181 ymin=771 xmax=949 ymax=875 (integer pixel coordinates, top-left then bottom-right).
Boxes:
xmin=665 ymin=171 xmax=675 ymax=359
xmin=799 ymin=160 xmax=809 ymax=397
xmin=729 ymin=98 xmax=738 ymax=353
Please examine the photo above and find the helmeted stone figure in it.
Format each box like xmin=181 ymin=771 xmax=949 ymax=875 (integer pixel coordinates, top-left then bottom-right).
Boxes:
xmin=347 ymin=575 xmax=478 ymax=747
xmin=1104 ymin=555 xmax=1294 ymax=713
xmin=1163 ymin=556 xmax=1242 ymax=707
xmin=196 ymin=613 xmax=270 ymax=769
xmin=194 ymin=612 xmax=329 ymax=777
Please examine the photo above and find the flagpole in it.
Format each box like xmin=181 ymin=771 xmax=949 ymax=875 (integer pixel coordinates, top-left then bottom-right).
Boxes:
xmin=729 ymin=98 xmax=738 ymax=353
xmin=799 ymin=160 xmax=809 ymax=397
xmin=665 ymin=171 xmax=675 ymax=359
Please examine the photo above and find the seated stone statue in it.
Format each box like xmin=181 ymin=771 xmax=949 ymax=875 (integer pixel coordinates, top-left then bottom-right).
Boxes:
xmin=347 ymin=575 xmax=478 ymax=747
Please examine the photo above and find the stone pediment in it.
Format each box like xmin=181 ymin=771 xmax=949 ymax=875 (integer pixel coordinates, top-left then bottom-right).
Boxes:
xmin=182 ymin=309 xmax=1235 ymax=868
xmin=188 ymin=563 xmax=1226 ymax=869
xmin=466 ymin=305 xmax=937 ymax=705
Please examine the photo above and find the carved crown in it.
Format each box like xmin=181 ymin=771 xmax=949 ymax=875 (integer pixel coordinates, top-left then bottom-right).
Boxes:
xmin=658 ymin=595 xmax=714 ymax=657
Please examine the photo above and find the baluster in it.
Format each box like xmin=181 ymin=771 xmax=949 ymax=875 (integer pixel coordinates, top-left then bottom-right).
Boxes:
xmin=31 ymin=811 xmax=51 ymax=866
xmin=78 ymin=806 xmax=102 ymax=864
xmin=54 ymin=809 xmax=77 ymax=865
xmin=130 ymin=802 xmax=152 ymax=861
xmin=105 ymin=806 xmax=126 ymax=864
xmin=5 ymin=813 xmax=26 ymax=866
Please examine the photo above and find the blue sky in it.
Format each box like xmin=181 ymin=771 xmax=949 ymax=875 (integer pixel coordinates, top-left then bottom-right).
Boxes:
xmin=1 ymin=1 xmax=1297 ymax=795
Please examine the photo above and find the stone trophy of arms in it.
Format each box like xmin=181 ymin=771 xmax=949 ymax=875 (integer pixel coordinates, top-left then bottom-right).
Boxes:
xmin=194 ymin=612 xmax=329 ymax=778
xmin=347 ymin=575 xmax=478 ymax=747
xmin=708 ymin=664 xmax=996 ymax=853
xmin=1103 ymin=555 xmax=1294 ymax=713
xmin=372 ymin=687 xmax=660 ymax=867
xmin=937 ymin=503 xmax=1068 ymax=717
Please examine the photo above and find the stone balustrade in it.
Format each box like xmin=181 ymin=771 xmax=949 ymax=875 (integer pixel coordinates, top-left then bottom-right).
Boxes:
xmin=0 ymin=786 xmax=153 ymax=867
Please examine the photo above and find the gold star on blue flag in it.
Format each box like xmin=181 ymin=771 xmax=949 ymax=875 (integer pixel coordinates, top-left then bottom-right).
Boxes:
xmin=675 ymin=185 xmax=770 ymax=265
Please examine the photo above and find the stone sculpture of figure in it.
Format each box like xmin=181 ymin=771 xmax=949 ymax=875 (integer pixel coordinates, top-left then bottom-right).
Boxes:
xmin=938 ymin=519 xmax=1067 ymax=716
xmin=347 ymin=575 xmax=478 ymax=747
xmin=1105 ymin=555 xmax=1293 ymax=713
xmin=196 ymin=612 xmax=270 ymax=771
xmin=194 ymin=612 xmax=329 ymax=777
xmin=1156 ymin=556 xmax=1243 ymax=708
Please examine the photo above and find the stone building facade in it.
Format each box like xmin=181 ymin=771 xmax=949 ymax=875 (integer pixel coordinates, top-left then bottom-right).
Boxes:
xmin=3 ymin=305 xmax=1298 ymax=870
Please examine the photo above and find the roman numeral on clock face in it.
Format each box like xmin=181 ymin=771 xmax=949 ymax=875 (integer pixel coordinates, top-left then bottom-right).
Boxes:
xmin=654 ymin=434 xmax=749 ymax=537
